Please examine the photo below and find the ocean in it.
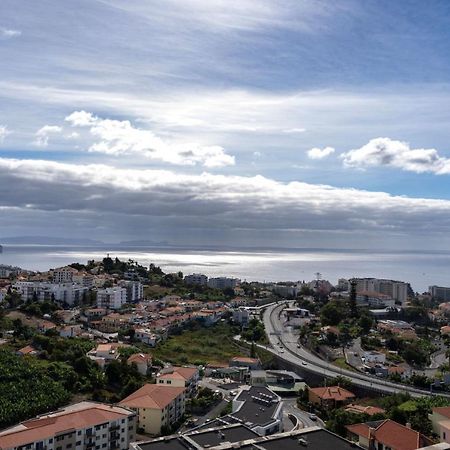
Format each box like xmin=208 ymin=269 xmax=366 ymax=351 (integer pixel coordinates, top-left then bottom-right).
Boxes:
xmin=0 ymin=244 xmax=449 ymax=293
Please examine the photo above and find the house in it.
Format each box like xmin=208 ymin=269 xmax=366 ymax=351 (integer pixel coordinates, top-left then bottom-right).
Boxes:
xmin=16 ymin=345 xmax=38 ymax=356
xmin=127 ymin=353 xmax=152 ymax=376
xmin=230 ymin=356 xmax=261 ymax=370
xmin=347 ymin=419 xmax=432 ymax=450
xmin=156 ymin=366 xmax=199 ymax=397
xmin=429 ymin=407 xmax=450 ymax=436
xmin=59 ymin=324 xmax=82 ymax=338
xmin=308 ymin=386 xmax=355 ymax=408
xmin=119 ymin=384 xmax=186 ymax=435
xmin=135 ymin=328 xmax=158 ymax=346
xmin=344 ymin=404 xmax=386 ymax=416
xmin=0 ymin=401 xmax=136 ymax=450
xmin=87 ymin=343 xmax=126 ymax=369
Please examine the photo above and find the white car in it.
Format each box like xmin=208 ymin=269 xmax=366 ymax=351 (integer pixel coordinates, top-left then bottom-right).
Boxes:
xmin=302 ymin=361 xmax=307 ymax=366
xmin=309 ymin=414 xmax=318 ymax=421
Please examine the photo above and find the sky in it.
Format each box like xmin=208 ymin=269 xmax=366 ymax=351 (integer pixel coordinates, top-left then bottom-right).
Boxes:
xmin=1 ymin=0 xmax=450 ymax=249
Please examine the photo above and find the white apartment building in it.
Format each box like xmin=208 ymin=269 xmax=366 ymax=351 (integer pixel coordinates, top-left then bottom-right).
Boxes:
xmin=119 ymin=280 xmax=144 ymax=303
xmin=207 ymin=277 xmax=240 ymax=289
xmin=351 ymin=278 xmax=409 ymax=306
xmin=184 ymin=273 xmax=208 ymax=286
xmin=96 ymin=287 xmax=127 ymax=310
xmin=72 ymin=273 xmax=95 ymax=288
xmin=233 ymin=307 xmax=250 ymax=326
xmin=0 ymin=401 xmax=136 ymax=450
xmin=429 ymin=285 xmax=450 ymax=302
xmin=13 ymin=281 xmax=88 ymax=306
xmin=52 ymin=266 xmax=78 ymax=284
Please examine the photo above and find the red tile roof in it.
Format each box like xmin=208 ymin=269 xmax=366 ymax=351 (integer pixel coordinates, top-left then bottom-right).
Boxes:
xmin=344 ymin=404 xmax=386 ymax=416
xmin=0 ymin=402 xmax=133 ymax=448
xmin=119 ymin=384 xmax=185 ymax=410
xmin=346 ymin=419 xmax=431 ymax=450
xmin=433 ymin=406 xmax=450 ymax=419
xmin=309 ymin=386 xmax=355 ymax=401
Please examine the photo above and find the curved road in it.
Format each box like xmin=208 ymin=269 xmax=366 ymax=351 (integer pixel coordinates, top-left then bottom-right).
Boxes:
xmin=263 ymin=302 xmax=448 ymax=398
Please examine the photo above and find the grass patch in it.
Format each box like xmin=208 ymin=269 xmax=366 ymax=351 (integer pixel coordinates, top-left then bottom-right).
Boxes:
xmin=153 ymin=322 xmax=245 ymax=366
xmin=333 ymin=357 xmax=358 ymax=372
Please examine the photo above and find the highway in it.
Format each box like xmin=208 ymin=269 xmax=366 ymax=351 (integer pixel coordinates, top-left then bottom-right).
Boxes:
xmin=262 ymin=302 xmax=448 ymax=398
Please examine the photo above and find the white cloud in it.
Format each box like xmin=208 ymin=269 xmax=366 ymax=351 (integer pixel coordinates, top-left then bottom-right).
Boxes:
xmin=0 ymin=125 xmax=11 ymax=142
xmin=34 ymin=125 xmax=62 ymax=147
xmin=0 ymin=27 xmax=21 ymax=38
xmin=342 ymin=137 xmax=450 ymax=174
xmin=283 ymin=128 xmax=306 ymax=134
xmin=307 ymin=146 xmax=335 ymax=160
xmin=65 ymin=111 xmax=235 ymax=167
xmin=2 ymin=157 xmax=450 ymax=236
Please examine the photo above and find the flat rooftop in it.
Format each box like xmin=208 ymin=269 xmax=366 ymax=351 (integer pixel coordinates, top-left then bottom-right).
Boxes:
xmin=135 ymin=424 xmax=258 ymax=450
xmin=133 ymin=427 xmax=363 ymax=450
xmin=232 ymin=386 xmax=280 ymax=426
xmin=238 ymin=428 xmax=362 ymax=450
xmin=188 ymin=425 xmax=258 ymax=447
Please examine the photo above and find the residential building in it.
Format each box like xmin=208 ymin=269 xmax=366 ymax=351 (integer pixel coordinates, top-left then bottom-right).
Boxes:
xmin=184 ymin=273 xmax=208 ymax=286
xmin=430 ymin=286 xmax=450 ymax=302
xmin=230 ymin=356 xmax=261 ymax=370
xmin=351 ymin=278 xmax=409 ymax=306
xmin=156 ymin=366 xmax=199 ymax=397
xmin=0 ymin=401 xmax=136 ymax=450
xmin=52 ymin=266 xmax=78 ymax=284
xmin=87 ymin=343 xmax=125 ymax=369
xmin=272 ymin=284 xmax=299 ymax=297
xmin=119 ymin=384 xmax=186 ymax=435
xmin=119 ymin=280 xmax=144 ymax=303
xmin=429 ymin=407 xmax=450 ymax=435
xmin=308 ymin=386 xmax=355 ymax=408
xmin=207 ymin=277 xmax=240 ymax=290
xmin=344 ymin=404 xmax=386 ymax=416
xmin=59 ymin=324 xmax=82 ymax=338
xmin=135 ymin=328 xmax=158 ymax=346
xmin=232 ymin=307 xmax=250 ymax=326
xmin=72 ymin=272 xmax=95 ymax=288
xmin=96 ymin=287 xmax=127 ymax=310
xmin=346 ymin=419 xmax=432 ymax=450
xmin=13 ymin=281 xmax=88 ymax=306
xmin=127 ymin=353 xmax=152 ymax=376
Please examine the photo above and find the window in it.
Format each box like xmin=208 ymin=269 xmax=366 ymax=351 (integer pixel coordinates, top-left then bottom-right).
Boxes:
xmin=444 ymin=432 xmax=447 ymax=440
xmin=76 ymin=441 xmax=81 ymax=446
xmin=102 ymin=444 xmax=107 ymax=448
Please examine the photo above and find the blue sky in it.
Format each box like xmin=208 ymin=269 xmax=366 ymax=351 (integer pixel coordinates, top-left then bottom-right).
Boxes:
xmin=1 ymin=0 xmax=450 ymax=247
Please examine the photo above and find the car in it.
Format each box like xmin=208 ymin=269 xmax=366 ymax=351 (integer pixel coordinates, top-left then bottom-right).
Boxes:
xmin=354 ymin=352 xmax=358 ymax=356
xmin=301 ymin=361 xmax=307 ymax=366
xmin=279 ymin=350 xmax=284 ymax=353
xmin=309 ymin=414 xmax=318 ymax=421
xmin=297 ymin=344 xmax=301 ymax=348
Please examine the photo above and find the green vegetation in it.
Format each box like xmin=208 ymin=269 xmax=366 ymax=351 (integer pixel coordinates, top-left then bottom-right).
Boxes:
xmin=241 ymin=318 xmax=267 ymax=343
xmin=187 ymin=387 xmax=222 ymax=414
xmin=153 ymin=321 xmax=244 ymax=365
xmin=0 ymin=349 xmax=71 ymax=428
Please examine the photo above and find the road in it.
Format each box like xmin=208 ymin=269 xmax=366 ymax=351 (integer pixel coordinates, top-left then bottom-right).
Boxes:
xmin=282 ymin=398 xmax=325 ymax=430
xmin=262 ymin=302 xmax=448 ymax=398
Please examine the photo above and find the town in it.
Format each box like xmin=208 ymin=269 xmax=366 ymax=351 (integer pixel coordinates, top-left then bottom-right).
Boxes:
xmin=1 ymin=257 xmax=450 ymax=450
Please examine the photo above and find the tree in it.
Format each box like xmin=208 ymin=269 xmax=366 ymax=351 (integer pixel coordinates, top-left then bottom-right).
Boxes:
xmin=320 ymin=301 xmax=346 ymax=326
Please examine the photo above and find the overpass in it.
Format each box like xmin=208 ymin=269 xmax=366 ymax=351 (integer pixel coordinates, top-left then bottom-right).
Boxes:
xmin=262 ymin=302 xmax=448 ymax=398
